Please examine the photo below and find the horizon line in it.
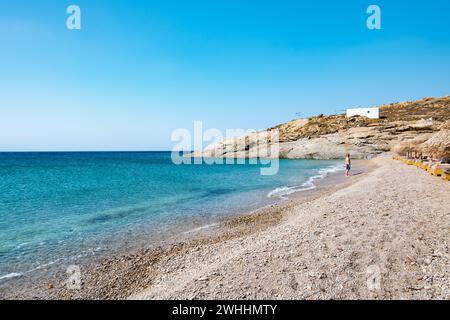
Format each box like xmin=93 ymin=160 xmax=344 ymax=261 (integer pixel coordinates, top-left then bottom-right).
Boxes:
xmin=0 ymin=150 xmax=182 ymax=153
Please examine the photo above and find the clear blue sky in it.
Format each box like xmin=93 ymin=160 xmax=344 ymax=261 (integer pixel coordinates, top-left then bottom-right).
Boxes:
xmin=1 ymin=0 xmax=449 ymax=151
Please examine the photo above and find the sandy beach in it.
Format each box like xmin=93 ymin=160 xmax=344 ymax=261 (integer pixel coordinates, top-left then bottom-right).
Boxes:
xmin=129 ymin=155 xmax=449 ymax=300
xmin=3 ymin=155 xmax=449 ymax=300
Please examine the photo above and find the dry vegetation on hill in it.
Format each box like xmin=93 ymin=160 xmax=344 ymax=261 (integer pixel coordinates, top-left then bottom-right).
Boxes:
xmin=194 ymin=96 xmax=450 ymax=159
xmin=270 ymin=96 xmax=450 ymax=143
xmin=379 ymin=96 xmax=450 ymax=122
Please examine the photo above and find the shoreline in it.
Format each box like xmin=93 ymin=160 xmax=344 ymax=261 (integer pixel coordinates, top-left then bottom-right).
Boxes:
xmin=1 ymin=159 xmax=369 ymax=299
xmin=131 ymin=155 xmax=448 ymax=300
xmin=0 ymin=158 xmax=343 ymax=286
xmin=5 ymin=156 xmax=448 ymax=300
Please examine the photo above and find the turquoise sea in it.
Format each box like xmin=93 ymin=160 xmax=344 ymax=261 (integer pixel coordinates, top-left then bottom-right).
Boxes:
xmin=0 ymin=152 xmax=342 ymax=282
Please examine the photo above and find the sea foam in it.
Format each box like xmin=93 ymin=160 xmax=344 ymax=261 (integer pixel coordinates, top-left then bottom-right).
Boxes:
xmin=0 ymin=272 xmax=23 ymax=281
xmin=267 ymin=164 xmax=343 ymax=199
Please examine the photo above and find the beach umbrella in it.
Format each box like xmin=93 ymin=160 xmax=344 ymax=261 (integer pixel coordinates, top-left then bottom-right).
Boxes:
xmin=393 ymin=133 xmax=431 ymax=158
xmin=392 ymin=141 xmax=410 ymax=156
xmin=420 ymin=130 xmax=450 ymax=159
xmin=409 ymin=133 xmax=433 ymax=158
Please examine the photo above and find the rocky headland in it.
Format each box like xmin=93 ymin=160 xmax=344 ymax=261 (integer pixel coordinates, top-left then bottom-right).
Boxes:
xmin=191 ymin=96 xmax=450 ymax=159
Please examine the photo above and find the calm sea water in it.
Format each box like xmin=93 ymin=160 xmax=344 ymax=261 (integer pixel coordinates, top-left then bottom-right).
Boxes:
xmin=0 ymin=152 xmax=341 ymax=281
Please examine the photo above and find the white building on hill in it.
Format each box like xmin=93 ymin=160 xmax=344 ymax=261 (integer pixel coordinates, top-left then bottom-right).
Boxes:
xmin=346 ymin=107 xmax=379 ymax=119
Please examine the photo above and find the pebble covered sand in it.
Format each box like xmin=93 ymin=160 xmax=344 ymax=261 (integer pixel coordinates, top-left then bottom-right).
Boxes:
xmin=3 ymin=156 xmax=449 ymax=299
xmin=132 ymin=156 xmax=449 ymax=300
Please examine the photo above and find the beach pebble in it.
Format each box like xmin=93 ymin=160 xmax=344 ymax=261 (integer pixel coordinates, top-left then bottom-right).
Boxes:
xmin=197 ymin=276 xmax=209 ymax=281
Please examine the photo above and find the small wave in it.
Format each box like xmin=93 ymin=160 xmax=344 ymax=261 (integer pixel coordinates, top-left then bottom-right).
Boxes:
xmin=0 ymin=272 xmax=23 ymax=281
xmin=9 ymin=247 xmax=103 ymax=279
xmin=267 ymin=164 xmax=343 ymax=199
xmin=26 ymin=259 xmax=61 ymax=273
xmin=267 ymin=186 xmax=300 ymax=199
xmin=317 ymin=164 xmax=343 ymax=177
xmin=183 ymin=223 xmax=219 ymax=234
xmin=16 ymin=242 xmax=30 ymax=249
xmin=267 ymin=182 xmax=316 ymax=200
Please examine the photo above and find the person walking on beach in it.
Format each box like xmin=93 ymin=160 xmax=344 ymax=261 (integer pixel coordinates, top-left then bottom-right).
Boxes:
xmin=345 ymin=154 xmax=351 ymax=177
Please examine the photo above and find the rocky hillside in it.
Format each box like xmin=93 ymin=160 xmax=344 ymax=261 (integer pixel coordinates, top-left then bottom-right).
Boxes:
xmin=193 ymin=96 xmax=450 ymax=159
